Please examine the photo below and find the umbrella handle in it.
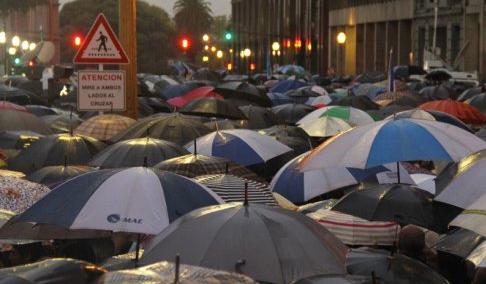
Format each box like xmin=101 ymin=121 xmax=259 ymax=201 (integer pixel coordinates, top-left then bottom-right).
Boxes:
xmin=174 ymin=254 xmax=180 ymax=284
xmin=134 ymin=233 xmax=141 ymax=266
xmin=244 ymin=182 xmax=248 ymax=206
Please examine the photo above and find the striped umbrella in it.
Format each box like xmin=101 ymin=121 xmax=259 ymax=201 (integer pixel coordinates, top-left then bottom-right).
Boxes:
xmin=385 ymin=109 xmax=473 ymax=133
xmin=7 ymin=167 xmax=223 ymax=238
xmin=194 ymin=174 xmax=277 ymax=206
xmin=75 ymin=114 xmax=136 ymax=141
xmin=271 ymin=153 xmax=415 ymax=204
xmin=298 ymin=106 xmax=374 ymax=127
xmin=155 ymin=154 xmax=261 ymax=181
xmin=299 ymin=119 xmax=486 ymax=172
xmin=185 ymin=129 xmax=292 ymax=166
xmin=306 ymin=207 xmax=399 ymax=246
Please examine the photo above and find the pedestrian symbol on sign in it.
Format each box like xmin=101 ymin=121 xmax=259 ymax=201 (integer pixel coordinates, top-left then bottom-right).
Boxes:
xmin=96 ymin=31 xmax=108 ymax=52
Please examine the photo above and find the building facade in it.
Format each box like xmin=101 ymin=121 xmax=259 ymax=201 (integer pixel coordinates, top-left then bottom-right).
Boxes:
xmin=231 ymin=0 xmax=329 ymax=74
xmin=2 ymin=0 xmax=61 ymax=67
xmin=329 ymin=0 xmax=486 ymax=79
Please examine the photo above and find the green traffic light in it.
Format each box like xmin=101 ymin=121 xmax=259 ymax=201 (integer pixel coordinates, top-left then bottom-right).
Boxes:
xmin=224 ymin=32 xmax=232 ymax=41
xmin=14 ymin=57 xmax=21 ymax=65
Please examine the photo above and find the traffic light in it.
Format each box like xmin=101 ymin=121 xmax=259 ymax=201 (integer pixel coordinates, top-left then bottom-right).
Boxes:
xmin=27 ymin=60 xmax=35 ymax=67
xmin=13 ymin=57 xmax=21 ymax=66
xmin=70 ymin=34 xmax=83 ymax=48
xmin=224 ymin=31 xmax=233 ymax=41
xmin=74 ymin=36 xmax=82 ymax=47
xmin=180 ymin=37 xmax=191 ymax=51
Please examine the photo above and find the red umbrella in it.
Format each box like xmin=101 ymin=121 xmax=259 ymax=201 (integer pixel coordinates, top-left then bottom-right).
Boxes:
xmin=167 ymin=86 xmax=223 ymax=108
xmin=0 ymin=101 xmax=28 ymax=112
xmin=419 ymin=99 xmax=486 ymax=124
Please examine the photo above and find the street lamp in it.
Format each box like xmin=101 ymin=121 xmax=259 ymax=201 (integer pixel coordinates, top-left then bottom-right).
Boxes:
xmin=239 ymin=50 xmax=245 ymax=59
xmin=21 ymin=40 xmax=29 ymax=51
xmin=8 ymin=47 xmax=16 ymax=55
xmin=337 ymin=32 xmax=347 ymax=45
xmin=216 ymin=50 xmax=223 ymax=59
xmin=202 ymin=55 xmax=209 ymax=62
xmin=211 ymin=46 xmax=217 ymax=53
xmin=202 ymin=34 xmax=209 ymax=42
xmin=29 ymin=42 xmax=36 ymax=51
xmin=244 ymin=48 xmax=251 ymax=57
xmin=11 ymin=35 xmax=20 ymax=47
xmin=0 ymin=32 xmax=6 ymax=44
xmin=204 ymin=45 xmax=209 ymax=51
xmin=272 ymin=41 xmax=280 ymax=52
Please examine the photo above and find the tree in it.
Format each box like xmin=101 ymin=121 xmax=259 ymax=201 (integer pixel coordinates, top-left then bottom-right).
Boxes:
xmin=173 ymin=0 xmax=213 ymax=61
xmin=60 ymin=0 xmax=176 ymax=74
xmin=0 ymin=0 xmax=46 ymax=14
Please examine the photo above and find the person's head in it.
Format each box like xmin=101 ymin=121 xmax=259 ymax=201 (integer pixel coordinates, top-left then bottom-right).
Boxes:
xmin=398 ymin=225 xmax=425 ymax=257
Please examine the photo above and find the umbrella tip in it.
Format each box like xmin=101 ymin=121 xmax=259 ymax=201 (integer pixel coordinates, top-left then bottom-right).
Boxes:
xmin=243 ymin=182 xmax=248 ymax=206
xmin=174 ymin=254 xmax=180 ymax=283
xmin=193 ymin=139 xmax=197 ymax=156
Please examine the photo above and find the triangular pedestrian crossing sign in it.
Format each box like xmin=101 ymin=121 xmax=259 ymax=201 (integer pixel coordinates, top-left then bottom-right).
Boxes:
xmin=73 ymin=13 xmax=129 ymax=64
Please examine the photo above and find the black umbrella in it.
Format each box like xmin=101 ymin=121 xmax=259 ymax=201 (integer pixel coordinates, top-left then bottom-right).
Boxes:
xmin=155 ymin=153 xmax=262 ymax=181
xmin=89 ymin=137 xmax=189 ymax=168
xmin=271 ymin=135 xmax=311 ymax=155
xmin=140 ymin=203 xmax=348 ymax=284
xmin=419 ymin=85 xmax=456 ymax=100
xmin=0 ymin=110 xmax=52 ymax=135
xmin=466 ymin=93 xmax=486 ymax=115
xmin=0 ymin=84 xmax=47 ymax=106
xmin=238 ymin=105 xmax=278 ymax=129
xmin=138 ymin=97 xmax=171 ymax=113
xmin=215 ymin=81 xmax=272 ymax=107
xmin=347 ymin=248 xmax=449 ymax=284
xmin=180 ymin=97 xmax=247 ymax=120
xmin=331 ymin=184 xmax=459 ymax=232
xmin=271 ymin=103 xmax=315 ymax=125
xmin=0 ymin=258 xmax=105 ymax=283
xmin=8 ymin=133 xmax=106 ymax=174
xmin=294 ymin=274 xmax=371 ymax=284
xmin=204 ymin=119 xmax=242 ymax=131
xmin=476 ymin=127 xmax=486 ymax=141
xmin=25 ymin=105 xmax=57 ymax=117
xmin=367 ymin=105 xmax=413 ymax=120
xmin=0 ymin=130 xmax=43 ymax=151
xmin=27 ymin=165 xmax=95 ymax=188
xmin=354 ymin=72 xmax=386 ymax=84
xmin=434 ymin=228 xmax=485 ymax=259
xmin=41 ymin=114 xmax=84 ymax=133
xmin=110 ymin=113 xmax=211 ymax=146
xmin=193 ymin=68 xmax=221 ymax=82
xmin=259 ymin=125 xmax=312 ymax=141
xmin=194 ymin=174 xmax=277 ymax=206
xmin=388 ymin=95 xmax=427 ymax=107
xmin=330 ymin=96 xmax=380 ymax=110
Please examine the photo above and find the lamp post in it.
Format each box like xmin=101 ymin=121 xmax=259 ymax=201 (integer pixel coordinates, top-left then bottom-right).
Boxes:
xmin=244 ymin=48 xmax=251 ymax=75
xmin=336 ymin=32 xmax=346 ymax=75
xmin=0 ymin=30 xmax=6 ymax=76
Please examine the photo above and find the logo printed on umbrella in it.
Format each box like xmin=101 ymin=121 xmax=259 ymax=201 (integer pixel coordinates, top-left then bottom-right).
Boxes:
xmin=107 ymin=214 xmax=143 ymax=224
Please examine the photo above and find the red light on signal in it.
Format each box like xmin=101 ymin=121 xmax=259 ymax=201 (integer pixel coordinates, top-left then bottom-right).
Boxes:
xmin=250 ymin=63 xmax=256 ymax=71
xmin=74 ymin=36 xmax=82 ymax=47
xmin=295 ymin=39 xmax=302 ymax=48
xmin=285 ymin=39 xmax=292 ymax=48
xmin=180 ymin=37 xmax=191 ymax=50
xmin=28 ymin=60 xmax=34 ymax=67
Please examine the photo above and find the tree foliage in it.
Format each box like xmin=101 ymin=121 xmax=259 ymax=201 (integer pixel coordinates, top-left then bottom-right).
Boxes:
xmin=60 ymin=0 xmax=175 ymax=74
xmin=0 ymin=0 xmax=46 ymax=14
xmin=173 ymin=0 xmax=213 ymax=60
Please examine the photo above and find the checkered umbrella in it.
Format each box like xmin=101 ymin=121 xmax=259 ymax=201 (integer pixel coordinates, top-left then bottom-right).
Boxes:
xmin=155 ymin=154 xmax=261 ymax=181
xmin=194 ymin=174 xmax=277 ymax=206
xmin=75 ymin=114 xmax=136 ymax=141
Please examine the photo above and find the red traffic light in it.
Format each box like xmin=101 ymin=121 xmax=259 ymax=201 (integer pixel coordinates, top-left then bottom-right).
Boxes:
xmin=180 ymin=37 xmax=191 ymax=50
xmin=27 ymin=60 xmax=34 ymax=67
xmin=74 ymin=36 xmax=82 ymax=47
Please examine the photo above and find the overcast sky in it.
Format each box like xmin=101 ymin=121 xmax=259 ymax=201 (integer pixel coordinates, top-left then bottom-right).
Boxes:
xmin=59 ymin=0 xmax=231 ymax=16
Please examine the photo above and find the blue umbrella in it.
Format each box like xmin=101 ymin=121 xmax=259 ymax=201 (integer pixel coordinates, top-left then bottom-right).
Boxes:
xmin=271 ymin=153 xmax=414 ymax=204
xmin=186 ymin=129 xmax=292 ymax=166
xmin=8 ymin=167 xmax=223 ymax=237
xmin=270 ymin=79 xmax=308 ymax=94
xmin=277 ymin=64 xmax=308 ymax=77
xmin=266 ymin=92 xmax=293 ymax=106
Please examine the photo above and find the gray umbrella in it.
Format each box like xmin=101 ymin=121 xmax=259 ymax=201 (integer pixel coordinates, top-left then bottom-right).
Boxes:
xmin=347 ymin=248 xmax=449 ymax=284
xmin=0 ymin=110 xmax=52 ymax=135
xmin=140 ymin=203 xmax=348 ymax=284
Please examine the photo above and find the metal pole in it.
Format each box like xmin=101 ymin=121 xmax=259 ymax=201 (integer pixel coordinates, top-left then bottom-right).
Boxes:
xmin=432 ymin=0 xmax=438 ymax=53
xmin=119 ymin=0 xmax=138 ymax=119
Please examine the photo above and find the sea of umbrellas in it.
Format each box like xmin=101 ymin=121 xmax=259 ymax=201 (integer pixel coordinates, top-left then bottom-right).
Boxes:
xmin=1 ymin=65 xmax=486 ymax=283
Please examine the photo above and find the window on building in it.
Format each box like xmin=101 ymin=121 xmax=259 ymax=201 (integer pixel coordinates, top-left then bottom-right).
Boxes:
xmin=451 ymin=25 xmax=461 ymax=63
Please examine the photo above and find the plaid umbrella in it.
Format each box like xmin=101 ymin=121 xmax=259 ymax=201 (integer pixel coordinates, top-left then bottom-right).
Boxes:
xmin=75 ymin=114 xmax=136 ymax=141
xmin=194 ymin=174 xmax=277 ymax=206
xmin=0 ymin=176 xmax=50 ymax=213
xmin=155 ymin=154 xmax=261 ymax=181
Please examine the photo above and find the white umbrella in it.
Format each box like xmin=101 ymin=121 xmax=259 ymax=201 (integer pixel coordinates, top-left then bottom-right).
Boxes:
xmin=298 ymin=116 xmax=352 ymax=138
xmin=297 ymin=106 xmax=374 ymax=126
xmin=450 ymin=194 xmax=486 ymax=238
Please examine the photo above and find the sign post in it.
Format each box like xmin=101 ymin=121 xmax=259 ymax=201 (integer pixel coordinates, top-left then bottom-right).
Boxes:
xmin=73 ymin=13 xmax=130 ymax=114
